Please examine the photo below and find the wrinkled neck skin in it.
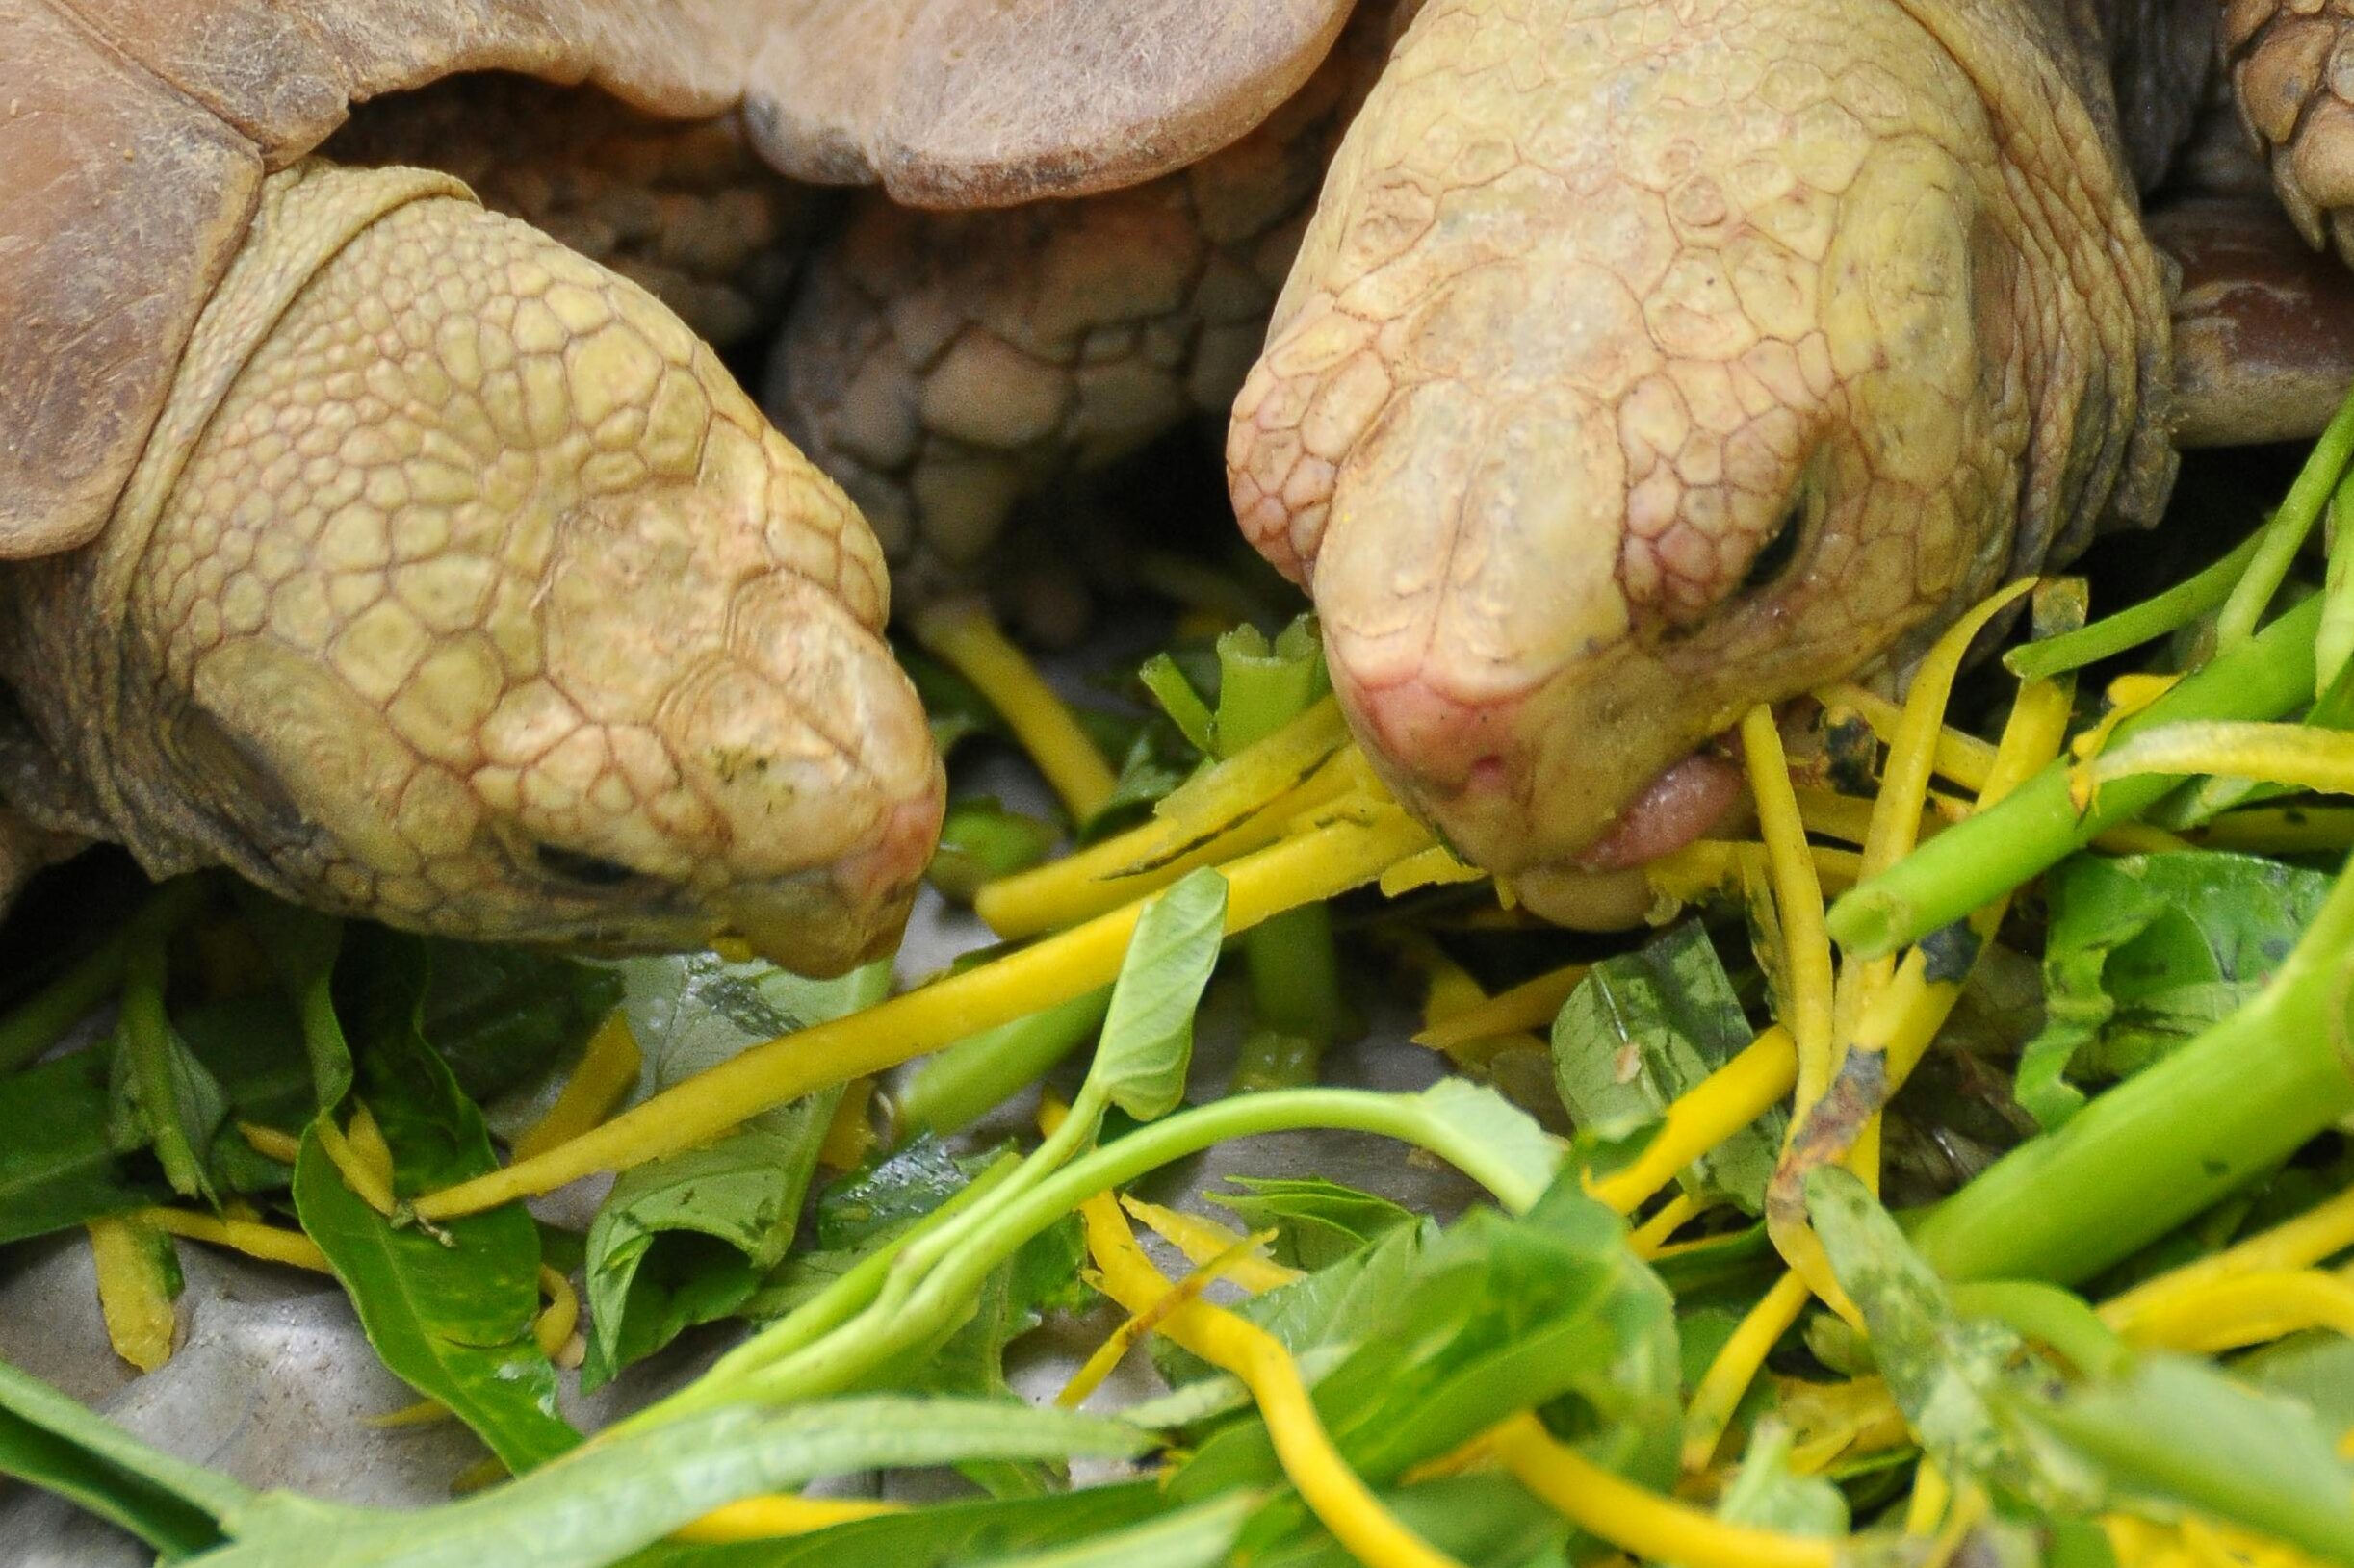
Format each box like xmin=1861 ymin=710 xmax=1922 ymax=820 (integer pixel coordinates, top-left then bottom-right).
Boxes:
xmin=1228 ymin=0 xmax=2173 ymax=911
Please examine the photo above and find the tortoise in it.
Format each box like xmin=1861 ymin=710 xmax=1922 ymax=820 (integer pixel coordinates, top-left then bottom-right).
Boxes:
xmin=9 ymin=0 xmax=2354 ymax=972
xmin=761 ymin=0 xmax=2354 ymax=926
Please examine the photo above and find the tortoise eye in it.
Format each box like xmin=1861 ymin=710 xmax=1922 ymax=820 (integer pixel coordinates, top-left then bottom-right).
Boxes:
xmin=1741 ymin=499 xmax=1805 ymax=594
xmin=533 ymin=843 xmax=641 ymax=887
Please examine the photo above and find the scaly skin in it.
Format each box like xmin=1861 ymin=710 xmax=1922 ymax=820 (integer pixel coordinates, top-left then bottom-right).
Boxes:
xmin=1228 ymin=0 xmax=2171 ymax=921
xmin=767 ymin=13 xmax=1383 ymax=587
xmin=0 ymin=162 xmax=942 ymax=974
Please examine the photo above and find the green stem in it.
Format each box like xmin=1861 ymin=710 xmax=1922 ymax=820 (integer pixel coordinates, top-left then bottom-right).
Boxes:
xmin=1950 ymin=1281 xmax=2130 ymax=1379
xmin=2324 ymin=469 xmax=2354 ymax=695
xmin=2215 ymin=387 xmax=2354 ymax=652
xmin=1826 ymin=595 xmax=2323 ymax=958
xmin=0 ymin=880 xmax=206 ymax=1075
xmin=117 ymin=935 xmax=206 ymax=1199
xmin=889 ymin=987 xmax=1112 ymax=1144
xmin=1915 ymin=853 xmax=2354 ymax=1286
xmin=732 ymin=1085 xmax=1548 ymax=1410
xmin=2004 ymin=528 xmax=2265 ymax=682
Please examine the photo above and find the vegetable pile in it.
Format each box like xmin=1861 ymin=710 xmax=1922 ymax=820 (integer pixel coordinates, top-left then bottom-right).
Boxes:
xmin=6 ymin=415 xmax=2354 ymax=1568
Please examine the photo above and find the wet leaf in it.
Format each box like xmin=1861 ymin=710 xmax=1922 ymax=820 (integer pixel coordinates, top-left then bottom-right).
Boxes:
xmin=294 ymin=930 xmax=576 ymax=1473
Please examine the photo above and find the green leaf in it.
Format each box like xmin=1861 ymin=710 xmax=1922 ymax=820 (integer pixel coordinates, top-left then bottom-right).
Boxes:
xmin=108 ymin=946 xmax=228 ymax=1203
xmin=419 ymin=941 xmax=625 ymax=1107
xmin=1171 ymin=1174 xmax=1681 ymax=1505
xmin=2018 ymin=852 xmax=2333 ymax=1129
xmin=294 ymin=931 xmax=577 ymax=1473
xmin=1553 ymin=924 xmax=1783 ymax=1211
xmin=1245 ymin=1472 xmax=1568 ymax=1568
xmin=580 ymin=955 xmax=886 ymax=1389
xmin=1804 ymin=1167 xmax=2097 ymax=1509
xmin=0 ymin=1352 xmax=251 ymax=1558
xmin=1092 ymin=868 xmax=1228 ymax=1122
xmin=1205 ymin=1176 xmax=1416 ymax=1271
xmin=1403 ymin=1078 xmax=1565 ymax=1217
xmin=2035 ymin=1353 xmax=2354 ymax=1564
xmin=0 ymin=1046 xmax=168 ymax=1244
xmin=208 ymin=1398 xmax=1150 ymax=1568
xmin=970 ymin=1493 xmax=1255 ymax=1568
xmin=617 ymin=1483 xmax=1167 ymax=1568
xmin=1705 ymin=1422 xmax=1848 ymax=1542
xmin=815 ymin=1137 xmax=991 ymax=1251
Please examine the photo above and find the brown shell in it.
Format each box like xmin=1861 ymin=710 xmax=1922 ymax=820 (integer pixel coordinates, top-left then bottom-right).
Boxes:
xmin=0 ymin=0 xmax=745 ymax=561
xmin=742 ymin=0 xmax=1358 ymax=207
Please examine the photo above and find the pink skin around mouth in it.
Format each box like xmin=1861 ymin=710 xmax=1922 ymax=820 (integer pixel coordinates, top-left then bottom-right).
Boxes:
xmin=1570 ymin=748 xmax=1747 ymax=871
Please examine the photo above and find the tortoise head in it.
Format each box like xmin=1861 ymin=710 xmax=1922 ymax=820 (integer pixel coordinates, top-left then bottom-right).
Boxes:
xmin=1228 ymin=0 xmax=2167 ymax=921
xmin=85 ymin=166 xmax=942 ymax=973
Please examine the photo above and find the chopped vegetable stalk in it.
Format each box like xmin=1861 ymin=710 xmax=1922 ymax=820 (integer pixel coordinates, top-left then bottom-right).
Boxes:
xmin=2326 ymin=468 xmax=2354 ymax=693
xmin=976 ymin=701 xmax=1354 ymax=939
xmin=1627 ymin=1192 xmax=1706 ymax=1259
xmin=1681 ymin=1271 xmax=1811 ymax=1473
xmin=1410 ymin=959 xmax=1583 ymax=1057
xmin=1741 ymin=708 xmax=1833 ymax=1136
xmin=418 ymin=805 xmax=1430 ymax=1219
xmin=2075 ymin=721 xmax=2354 ymax=807
xmin=88 ymin=1216 xmax=176 ymax=1374
xmin=912 ymin=595 xmax=1118 ymax=821
xmin=2005 ymin=527 xmax=2268 ymax=681
xmin=2103 ymin=1184 xmax=2354 ymax=1324
xmin=1119 ymin=1195 xmax=1303 ymax=1292
xmin=1914 ymin=848 xmax=2354 ymax=1285
xmin=136 ymin=1206 xmax=329 ymax=1272
xmin=510 ymin=1009 xmax=639 ymax=1162
xmin=1056 ymin=1225 xmax=1278 ymax=1408
xmin=2108 ymin=1270 xmax=2354 ymax=1355
xmin=1584 ymin=1027 xmax=1798 ymax=1216
xmin=1489 ymin=1410 xmax=1835 ymax=1568
xmin=2215 ymin=386 xmax=2354 ymax=654
xmin=891 ymin=988 xmax=1114 ymax=1144
xmin=1074 ymin=1181 xmax=1466 ymax=1568
xmin=673 ymin=1494 xmax=902 ymax=1545
xmin=2188 ymin=805 xmax=2354 ymax=853
xmin=1828 ymin=594 xmax=2325 ymax=958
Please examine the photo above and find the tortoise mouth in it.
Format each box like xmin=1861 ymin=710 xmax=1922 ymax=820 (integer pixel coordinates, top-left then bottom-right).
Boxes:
xmin=1568 ymin=735 xmax=1746 ymax=872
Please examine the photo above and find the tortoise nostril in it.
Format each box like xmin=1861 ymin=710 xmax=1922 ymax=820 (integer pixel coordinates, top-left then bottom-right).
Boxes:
xmin=533 ymin=843 xmax=642 ymax=887
xmin=1741 ymin=501 xmax=1805 ymax=594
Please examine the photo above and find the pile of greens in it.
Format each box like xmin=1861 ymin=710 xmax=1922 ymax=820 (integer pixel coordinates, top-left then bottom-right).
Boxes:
xmin=4 ymin=415 xmax=2354 ymax=1567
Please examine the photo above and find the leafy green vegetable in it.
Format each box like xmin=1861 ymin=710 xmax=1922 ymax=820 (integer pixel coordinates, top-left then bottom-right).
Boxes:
xmin=0 ymin=1354 xmax=251 ymax=1560
xmin=971 ymin=1493 xmax=1258 ymax=1568
xmin=2035 ymin=1354 xmax=2354 ymax=1563
xmin=1554 ymin=924 xmax=1782 ymax=1212
xmin=207 ymin=1398 xmax=1151 ymax=1568
xmin=1092 ymin=867 xmax=1226 ymax=1121
xmin=1706 ymin=1422 xmax=1847 ymax=1541
xmin=2017 ymin=851 xmax=2332 ymax=1129
xmin=108 ymin=938 xmax=226 ymax=1202
xmin=1806 ymin=1168 xmax=2096 ymax=1510
xmin=0 ymin=1046 xmax=167 ymax=1245
xmin=419 ymin=940 xmax=625 ymax=1106
xmin=1205 ymin=1176 xmax=1415 ymax=1271
xmin=1171 ymin=1173 xmax=1680 ymax=1507
xmin=295 ymin=931 xmax=576 ymax=1473
xmin=1245 ymin=1474 xmax=1567 ymax=1568
xmin=580 ymin=956 xmax=886 ymax=1390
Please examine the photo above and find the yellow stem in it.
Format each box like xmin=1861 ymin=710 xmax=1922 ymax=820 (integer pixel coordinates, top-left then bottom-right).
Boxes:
xmin=1075 ymin=1182 xmax=1463 ymax=1568
xmin=2104 ymin=1184 xmax=2354 ymax=1324
xmin=975 ymin=703 xmax=1353 ymax=939
xmin=1121 ymin=1195 xmax=1303 ymax=1292
xmin=1742 ymin=709 xmax=1834 ymax=1123
xmin=1412 ymin=962 xmax=1590 ymax=1054
xmin=2078 ymin=722 xmax=2354 ymax=809
xmin=1585 ymin=1028 xmax=1798 ymax=1217
xmin=88 ymin=1217 xmax=176 ymax=1374
xmin=136 ymin=1207 xmax=330 ymax=1272
xmin=1628 ymin=1192 xmax=1709 ymax=1259
xmin=1489 ymin=1411 xmax=1836 ymax=1568
xmin=672 ymin=1496 xmax=903 ymax=1545
xmin=2108 ymin=1269 xmax=2354 ymax=1354
xmin=314 ymin=1116 xmax=397 ymax=1216
xmin=1682 ymin=1271 xmax=1811 ymax=1474
xmin=236 ymin=1121 xmax=303 ymax=1166
xmin=511 ymin=1010 xmax=642 ymax=1163
xmin=418 ymin=805 xmax=1433 ymax=1219
xmin=1058 ymin=1228 xmax=1281 ymax=1408
xmin=911 ymin=596 xmax=1116 ymax=821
